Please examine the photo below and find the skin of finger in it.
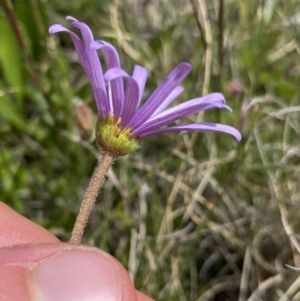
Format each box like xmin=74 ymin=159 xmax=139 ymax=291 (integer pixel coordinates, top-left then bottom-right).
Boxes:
xmin=136 ymin=291 xmax=155 ymax=301
xmin=0 ymin=243 xmax=138 ymax=301
xmin=0 ymin=203 xmax=155 ymax=300
xmin=0 ymin=202 xmax=59 ymax=246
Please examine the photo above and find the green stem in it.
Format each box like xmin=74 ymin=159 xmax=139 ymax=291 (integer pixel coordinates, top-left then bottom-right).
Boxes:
xmin=217 ymin=0 xmax=224 ymax=90
xmin=0 ymin=0 xmax=46 ymax=94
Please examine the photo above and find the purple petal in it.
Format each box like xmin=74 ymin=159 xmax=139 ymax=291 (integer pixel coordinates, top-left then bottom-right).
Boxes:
xmin=49 ymin=24 xmax=93 ymax=80
xmin=91 ymin=40 xmax=124 ymax=119
xmin=122 ymin=79 xmax=141 ymax=127
xmin=132 ymin=93 xmax=229 ymax=136
xmin=132 ymin=65 xmax=148 ymax=106
xmin=49 ymin=22 xmax=86 ymax=71
xmin=66 ymin=16 xmax=78 ymax=22
xmin=107 ymin=82 xmax=113 ymax=113
xmin=139 ymin=123 xmax=242 ymax=141
xmin=69 ymin=18 xmax=109 ymax=117
xmin=149 ymin=92 xmax=227 ymax=121
xmin=104 ymin=68 xmax=129 ymax=81
xmin=151 ymin=86 xmax=185 ymax=117
xmin=121 ymin=65 xmax=148 ymax=126
xmin=128 ymin=62 xmax=192 ymax=129
xmin=91 ymin=40 xmax=121 ymax=67
xmin=104 ymin=68 xmax=140 ymax=127
xmin=49 ymin=24 xmax=72 ymax=34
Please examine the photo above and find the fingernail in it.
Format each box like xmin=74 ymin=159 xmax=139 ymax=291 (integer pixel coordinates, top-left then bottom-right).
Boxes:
xmin=28 ymin=248 xmax=121 ymax=301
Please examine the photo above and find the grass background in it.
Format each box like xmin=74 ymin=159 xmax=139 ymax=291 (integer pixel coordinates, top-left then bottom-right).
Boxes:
xmin=1 ymin=0 xmax=300 ymax=300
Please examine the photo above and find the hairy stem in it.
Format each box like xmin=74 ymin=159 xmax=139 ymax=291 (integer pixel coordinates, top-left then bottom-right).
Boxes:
xmin=70 ymin=153 xmax=115 ymax=243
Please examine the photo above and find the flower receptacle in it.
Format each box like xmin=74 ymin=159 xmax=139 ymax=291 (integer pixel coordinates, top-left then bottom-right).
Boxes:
xmin=96 ymin=115 xmax=139 ymax=157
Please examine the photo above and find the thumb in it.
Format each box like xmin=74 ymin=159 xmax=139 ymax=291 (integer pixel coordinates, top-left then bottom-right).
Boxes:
xmin=0 ymin=243 xmax=152 ymax=301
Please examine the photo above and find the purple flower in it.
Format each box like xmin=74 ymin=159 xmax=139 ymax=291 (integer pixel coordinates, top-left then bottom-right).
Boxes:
xmin=49 ymin=17 xmax=241 ymax=156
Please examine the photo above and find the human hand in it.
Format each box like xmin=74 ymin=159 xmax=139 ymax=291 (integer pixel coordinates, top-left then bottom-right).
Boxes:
xmin=0 ymin=202 xmax=154 ymax=301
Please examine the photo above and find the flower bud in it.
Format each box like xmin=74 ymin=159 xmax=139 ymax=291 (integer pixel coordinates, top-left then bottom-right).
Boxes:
xmin=74 ymin=102 xmax=95 ymax=141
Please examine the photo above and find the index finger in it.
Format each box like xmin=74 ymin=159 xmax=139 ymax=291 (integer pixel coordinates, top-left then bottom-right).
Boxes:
xmin=0 ymin=202 xmax=59 ymax=247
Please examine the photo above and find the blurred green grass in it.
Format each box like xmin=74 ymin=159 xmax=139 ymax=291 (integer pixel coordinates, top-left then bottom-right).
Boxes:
xmin=1 ymin=0 xmax=300 ymax=300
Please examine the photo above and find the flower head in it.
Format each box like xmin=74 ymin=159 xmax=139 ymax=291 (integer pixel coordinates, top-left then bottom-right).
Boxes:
xmin=49 ymin=17 xmax=241 ymax=156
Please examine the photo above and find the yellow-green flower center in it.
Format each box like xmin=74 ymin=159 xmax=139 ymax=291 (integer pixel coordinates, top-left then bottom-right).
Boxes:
xmin=96 ymin=114 xmax=139 ymax=157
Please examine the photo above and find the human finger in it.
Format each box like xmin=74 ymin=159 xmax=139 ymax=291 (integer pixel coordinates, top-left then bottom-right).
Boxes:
xmin=0 ymin=202 xmax=59 ymax=246
xmin=0 ymin=243 xmax=142 ymax=301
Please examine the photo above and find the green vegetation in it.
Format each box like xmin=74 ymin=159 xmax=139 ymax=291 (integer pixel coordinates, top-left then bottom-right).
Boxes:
xmin=1 ymin=0 xmax=300 ymax=300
